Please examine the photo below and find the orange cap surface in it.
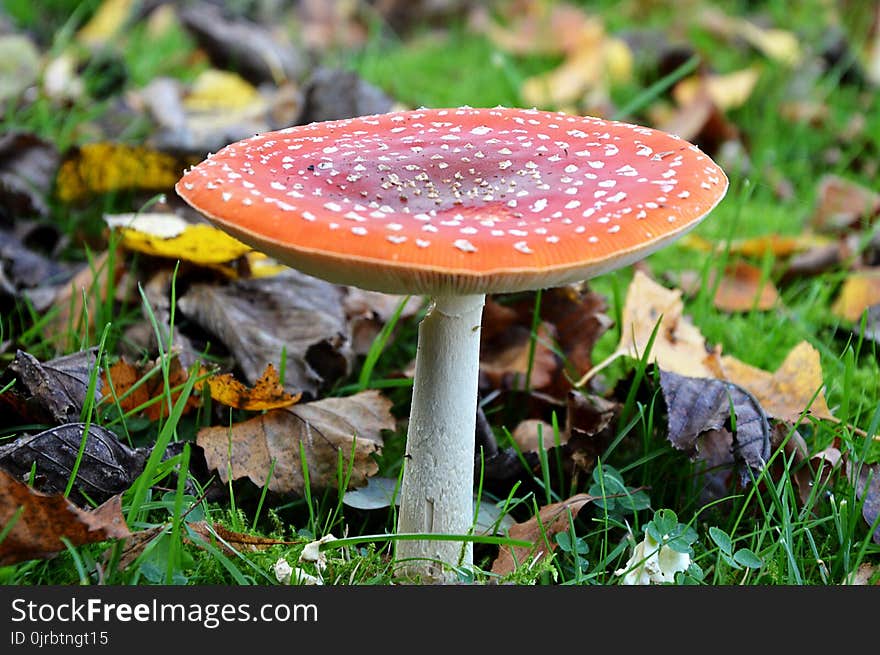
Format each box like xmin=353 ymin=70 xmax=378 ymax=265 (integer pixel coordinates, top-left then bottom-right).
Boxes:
xmin=176 ymin=106 xmax=728 ymax=295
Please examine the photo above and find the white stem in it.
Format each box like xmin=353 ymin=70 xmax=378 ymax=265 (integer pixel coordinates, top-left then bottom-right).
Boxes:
xmin=395 ymin=293 xmax=486 ymax=582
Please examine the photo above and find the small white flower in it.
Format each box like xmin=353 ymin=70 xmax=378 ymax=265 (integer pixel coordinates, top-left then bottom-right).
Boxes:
xmin=299 ymin=534 xmax=337 ymax=571
xmin=273 ymin=558 xmax=293 ymax=584
xmin=615 ymin=528 xmax=691 ymax=585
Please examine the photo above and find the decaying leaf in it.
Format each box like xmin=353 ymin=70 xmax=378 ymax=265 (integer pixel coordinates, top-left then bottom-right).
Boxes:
xmin=206 ymin=363 xmax=301 ymax=411
xmin=848 ymin=460 xmax=880 ymax=544
xmin=297 ymin=67 xmax=398 ymax=125
xmin=772 ymin=423 xmax=841 ymax=505
xmin=809 ymin=174 xmax=880 ymax=232
xmin=342 ymin=288 xmax=422 ymax=356
xmin=831 ymin=270 xmax=880 ymax=322
xmin=0 ymin=468 xmax=130 ymax=565
xmin=491 ymin=493 xmax=594 ymax=576
xmin=101 ymin=355 xmax=201 ymax=421
xmin=55 ymin=143 xmax=185 ymax=203
xmin=196 ymin=389 xmax=393 ymax=495
xmin=0 ymin=132 xmax=60 ymax=221
xmin=75 ymin=0 xmax=136 ymax=48
xmin=714 ymin=341 xmax=835 ymax=423
xmin=659 ymin=369 xmax=770 ymax=482
xmin=480 ymin=319 xmax=559 ymax=391
xmin=699 ymin=8 xmax=802 ymax=65
xmin=673 ymin=68 xmax=761 ymax=112
xmin=0 ymin=422 xmax=147 ymax=507
xmin=186 ymin=520 xmax=289 ymax=556
xmin=108 ymin=212 xmax=253 ymax=266
xmin=580 ymin=271 xmax=721 ymax=385
xmin=178 ymin=269 xmax=352 ymax=397
xmin=712 ymin=261 xmax=780 ymax=312
xmin=9 ymin=348 xmax=102 ymax=424
xmin=179 ymin=2 xmax=307 ymax=85
xmin=43 ymin=251 xmax=117 ymax=343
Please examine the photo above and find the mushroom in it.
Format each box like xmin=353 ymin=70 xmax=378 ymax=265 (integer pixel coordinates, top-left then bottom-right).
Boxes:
xmin=175 ymin=106 xmax=728 ymax=582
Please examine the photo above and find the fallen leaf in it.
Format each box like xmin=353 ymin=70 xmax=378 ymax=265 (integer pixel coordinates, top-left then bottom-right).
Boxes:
xmin=0 ymin=132 xmax=60 ymax=221
xmin=196 ymin=389 xmax=393 ymax=495
xmin=772 ymin=424 xmax=841 ymax=505
xmin=206 ymin=363 xmax=301 ymax=411
xmin=179 ymin=2 xmax=307 ymax=85
xmin=491 ymin=493 xmax=594 ymax=576
xmin=183 ymin=69 xmax=263 ymax=112
xmin=177 ymin=269 xmax=353 ymax=397
xmin=9 ymin=348 xmax=102 ymax=424
xmin=480 ymin=320 xmax=559 ymax=391
xmin=699 ymin=8 xmax=802 ymax=65
xmin=809 ymin=174 xmax=880 ymax=232
xmin=831 ymin=270 xmax=880 ymax=322
xmin=109 ymin=212 xmax=252 ymax=266
xmin=0 ymin=229 xmax=71 ymax=300
xmin=580 ymin=271 xmax=721 ymax=385
xmin=44 ymin=251 xmax=117 ymax=343
xmin=848 ymin=460 xmax=880 ymax=544
xmin=0 ymin=423 xmax=148 ymax=507
xmin=297 ymin=67 xmax=398 ymax=125
xmin=715 ymin=341 xmax=835 ymax=423
xmin=658 ymin=369 xmax=770 ymax=483
xmin=76 ymin=0 xmax=136 ymax=48
xmin=101 ymin=355 xmax=201 ymax=421
xmin=673 ymin=68 xmax=761 ymax=112
xmin=0 ymin=468 xmax=130 ymax=566
xmin=55 ymin=143 xmax=185 ymax=203
xmin=343 ymin=288 xmax=422 ymax=356
xmin=681 ymin=232 xmax=832 ymax=259
xmin=185 ymin=520 xmax=288 ymax=555
xmin=712 ymin=261 xmax=780 ymax=312
xmin=510 ymin=419 xmax=559 ymax=453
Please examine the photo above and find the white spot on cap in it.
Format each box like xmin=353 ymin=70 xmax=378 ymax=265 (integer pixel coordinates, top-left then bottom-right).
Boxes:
xmin=416 ymin=239 xmax=430 ymax=248
xmin=514 ymin=241 xmax=533 ymax=254
xmin=351 ymin=226 xmax=368 ymax=235
xmin=387 ymin=235 xmax=407 ymax=244
xmin=324 ymin=201 xmax=342 ymax=211
xmin=530 ymin=198 xmax=548 ymax=212
xmin=454 ymin=239 xmax=477 ymax=253
xmin=470 ymin=125 xmax=492 ymax=135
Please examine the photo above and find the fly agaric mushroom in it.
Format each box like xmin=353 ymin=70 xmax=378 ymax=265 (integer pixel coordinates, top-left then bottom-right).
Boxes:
xmin=175 ymin=106 xmax=728 ymax=582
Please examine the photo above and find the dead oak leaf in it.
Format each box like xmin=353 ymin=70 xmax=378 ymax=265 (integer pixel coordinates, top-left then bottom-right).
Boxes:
xmin=206 ymin=363 xmax=301 ymax=411
xmin=491 ymin=493 xmax=594 ymax=577
xmin=831 ymin=270 xmax=880 ymax=322
xmin=579 ymin=270 xmax=720 ymax=386
xmin=712 ymin=261 xmax=780 ymax=312
xmin=0 ymin=468 xmax=130 ymax=566
xmin=714 ymin=341 xmax=835 ymax=423
xmin=101 ymin=355 xmax=200 ymax=421
xmin=196 ymin=389 xmax=393 ymax=495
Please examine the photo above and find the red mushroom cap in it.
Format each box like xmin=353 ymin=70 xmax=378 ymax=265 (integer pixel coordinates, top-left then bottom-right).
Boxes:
xmin=176 ymin=106 xmax=728 ymax=295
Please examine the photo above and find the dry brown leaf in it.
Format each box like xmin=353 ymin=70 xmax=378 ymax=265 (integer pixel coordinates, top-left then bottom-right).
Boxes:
xmin=809 ymin=174 xmax=880 ymax=232
xmin=699 ymin=8 xmax=802 ymax=65
xmin=831 ymin=270 xmax=880 ymax=322
xmin=510 ymin=419 xmax=559 ymax=453
xmin=478 ymin=1 xmax=598 ymax=56
xmin=715 ymin=342 xmax=835 ymax=423
xmin=0 ymin=468 xmax=130 ymax=565
xmin=206 ymin=363 xmax=301 ymax=411
xmin=673 ymin=68 xmax=760 ymax=112
xmin=491 ymin=493 xmax=594 ymax=576
xmin=480 ymin=321 xmax=559 ymax=391
xmin=712 ymin=261 xmax=780 ymax=312
xmin=45 ymin=251 xmax=117 ymax=344
xmin=196 ymin=389 xmax=393 ymax=495
xmin=101 ymin=355 xmax=200 ymax=421
xmin=186 ymin=521 xmax=290 ymax=555
xmin=681 ymin=232 xmax=832 ymax=259
xmin=580 ymin=270 xmax=721 ymax=386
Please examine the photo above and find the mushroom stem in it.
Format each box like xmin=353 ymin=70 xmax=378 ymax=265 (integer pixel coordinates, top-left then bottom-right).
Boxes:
xmin=395 ymin=293 xmax=486 ymax=582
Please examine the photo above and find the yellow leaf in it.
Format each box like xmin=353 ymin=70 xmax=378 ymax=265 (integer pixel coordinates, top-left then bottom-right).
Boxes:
xmin=110 ymin=213 xmax=252 ymax=265
xmin=674 ymin=68 xmax=760 ymax=111
xmin=76 ymin=0 xmax=136 ymax=48
xmin=184 ymin=69 xmax=262 ymax=112
xmin=578 ymin=271 xmax=720 ymax=385
xmin=717 ymin=342 xmax=835 ymax=423
xmin=831 ymin=270 xmax=880 ymax=322
xmin=56 ymin=143 xmax=186 ymax=203
xmin=206 ymin=363 xmax=301 ymax=411
xmin=712 ymin=261 xmax=780 ymax=313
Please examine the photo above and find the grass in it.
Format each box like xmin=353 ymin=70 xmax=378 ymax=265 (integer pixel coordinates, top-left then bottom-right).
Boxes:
xmin=1 ymin=0 xmax=878 ymax=586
